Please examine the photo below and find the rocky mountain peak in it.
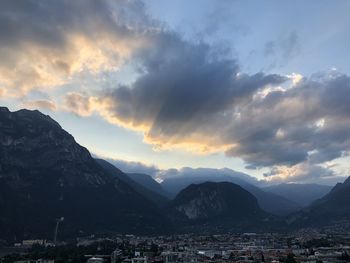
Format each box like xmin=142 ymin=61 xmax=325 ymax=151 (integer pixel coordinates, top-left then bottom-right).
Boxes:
xmin=0 ymin=108 xmax=108 ymax=188
xmin=171 ymin=182 xmax=263 ymax=221
xmin=0 ymin=107 xmax=168 ymax=240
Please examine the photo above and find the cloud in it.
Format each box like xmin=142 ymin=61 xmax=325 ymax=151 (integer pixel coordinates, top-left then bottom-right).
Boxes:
xmin=264 ymin=164 xmax=330 ymax=181
xmin=94 ymin=155 xmax=259 ymax=185
xmin=100 ymin=158 xmax=160 ymax=177
xmin=63 ymin=92 xmax=98 ymax=116
xmin=157 ymin=167 xmax=260 ymax=186
xmin=262 ymin=162 xmax=342 ymax=185
xmin=3 ymin=0 xmax=349 ymax=184
xmin=98 ymin=156 xmax=343 ymax=185
xmin=65 ymin=30 xmax=285 ymax=153
xmin=23 ymin=99 xmax=56 ymax=111
xmin=0 ymin=0 xmax=150 ymax=96
xmin=264 ymin=31 xmax=300 ymax=69
xmin=199 ymin=1 xmax=250 ymax=39
xmin=70 ymin=69 xmax=350 ymax=184
xmin=225 ymin=71 xmax=350 ymax=168
xmin=59 ymin=11 xmax=350 ymax=183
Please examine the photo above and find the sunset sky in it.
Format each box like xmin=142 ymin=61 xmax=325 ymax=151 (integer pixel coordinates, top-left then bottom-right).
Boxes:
xmin=1 ymin=0 xmax=350 ymax=185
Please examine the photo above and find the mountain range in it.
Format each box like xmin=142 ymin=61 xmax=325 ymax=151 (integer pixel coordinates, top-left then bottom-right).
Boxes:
xmin=288 ymin=177 xmax=350 ymax=227
xmin=0 ymin=107 xmax=349 ymax=241
xmin=166 ymin=182 xmax=282 ymax=233
xmin=0 ymin=107 xmax=168 ymax=241
xmin=95 ymin=159 xmax=169 ymax=208
xmin=264 ymin=183 xmax=332 ymax=207
xmin=161 ymin=173 xmax=301 ymax=216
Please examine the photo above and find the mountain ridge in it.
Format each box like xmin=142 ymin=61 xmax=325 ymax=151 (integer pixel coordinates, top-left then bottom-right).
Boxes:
xmin=167 ymin=181 xmax=282 ymax=232
xmin=95 ymin=159 xmax=169 ymax=207
xmin=264 ymin=183 xmax=332 ymax=207
xmin=161 ymin=173 xmax=300 ymax=216
xmin=0 ymin=107 xmax=169 ymax=240
xmin=127 ymin=172 xmax=169 ymax=198
xmin=287 ymin=176 xmax=350 ymax=227
xmin=2 ymin=106 xmax=349 ymax=239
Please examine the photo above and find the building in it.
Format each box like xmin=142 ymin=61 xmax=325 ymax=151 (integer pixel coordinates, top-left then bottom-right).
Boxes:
xmin=87 ymin=257 xmax=104 ymax=263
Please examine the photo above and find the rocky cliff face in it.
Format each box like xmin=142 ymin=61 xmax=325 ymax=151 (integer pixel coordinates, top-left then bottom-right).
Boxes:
xmin=168 ymin=182 xmax=274 ymax=232
xmin=161 ymin=173 xmax=300 ymax=216
xmin=0 ymin=107 xmax=109 ymax=187
xmin=172 ymin=182 xmax=258 ymax=220
xmin=0 ymin=107 xmax=168 ymax=241
xmin=176 ymin=189 xmax=227 ymax=220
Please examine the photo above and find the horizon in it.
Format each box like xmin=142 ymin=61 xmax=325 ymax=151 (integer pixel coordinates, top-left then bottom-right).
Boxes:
xmin=1 ymin=0 xmax=350 ymax=186
xmin=3 ymin=106 xmax=345 ymax=188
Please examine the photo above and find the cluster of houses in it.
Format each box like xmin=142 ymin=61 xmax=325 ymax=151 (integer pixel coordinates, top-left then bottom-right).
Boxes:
xmin=82 ymin=231 xmax=350 ymax=263
xmin=6 ymin=229 xmax=350 ymax=262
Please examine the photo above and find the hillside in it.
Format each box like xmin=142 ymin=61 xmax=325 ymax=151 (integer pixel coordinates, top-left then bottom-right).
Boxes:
xmin=161 ymin=174 xmax=300 ymax=216
xmin=0 ymin=107 xmax=168 ymax=241
xmin=95 ymin=159 xmax=169 ymax=207
xmin=168 ymin=182 xmax=280 ymax=232
xmin=264 ymin=183 xmax=332 ymax=207
xmin=288 ymin=177 xmax=350 ymax=227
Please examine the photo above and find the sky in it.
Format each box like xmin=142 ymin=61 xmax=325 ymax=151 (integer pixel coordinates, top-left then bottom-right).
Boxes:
xmin=0 ymin=0 xmax=350 ymax=185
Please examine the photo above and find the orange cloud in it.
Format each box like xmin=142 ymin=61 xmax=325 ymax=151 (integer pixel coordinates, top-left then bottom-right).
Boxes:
xmin=23 ymin=99 xmax=57 ymax=111
xmin=0 ymin=0 xmax=150 ymax=98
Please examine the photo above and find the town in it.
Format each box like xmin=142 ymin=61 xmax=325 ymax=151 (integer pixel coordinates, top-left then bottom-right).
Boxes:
xmin=2 ymin=226 xmax=350 ymax=263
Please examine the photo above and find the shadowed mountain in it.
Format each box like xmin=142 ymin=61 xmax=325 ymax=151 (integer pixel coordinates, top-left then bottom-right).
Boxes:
xmin=161 ymin=174 xmax=300 ymax=216
xmin=168 ymin=182 xmax=280 ymax=232
xmin=127 ymin=173 xmax=169 ymax=198
xmin=264 ymin=183 xmax=333 ymax=207
xmin=288 ymin=177 xmax=350 ymax=227
xmin=95 ymin=159 xmax=169 ymax=207
xmin=0 ymin=107 xmax=169 ymax=241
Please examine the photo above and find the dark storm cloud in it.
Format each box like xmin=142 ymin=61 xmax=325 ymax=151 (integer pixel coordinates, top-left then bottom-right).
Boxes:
xmin=8 ymin=0 xmax=341 ymax=183
xmin=74 ymin=22 xmax=350 ymax=175
xmin=225 ymin=72 xmax=350 ymax=167
xmin=90 ymin=67 xmax=350 ymax=174
xmin=0 ymin=0 xmax=146 ymax=48
xmin=97 ymin=31 xmax=286 ymax=145
xmin=2 ymin=0 xmax=349 ymax=185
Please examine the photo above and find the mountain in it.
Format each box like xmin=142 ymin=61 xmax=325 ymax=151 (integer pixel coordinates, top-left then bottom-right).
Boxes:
xmin=0 ymin=107 xmax=168 ymax=241
xmin=161 ymin=169 xmax=258 ymax=198
xmin=168 ymin=182 xmax=277 ymax=232
xmin=288 ymin=177 xmax=350 ymax=227
xmin=264 ymin=183 xmax=332 ymax=207
xmin=171 ymin=182 xmax=262 ymax=221
xmin=161 ymin=174 xmax=300 ymax=216
xmin=95 ymin=159 xmax=169 ymax=207
xmin=242 ymin=184 xmax=300 ymax=216
xmin=127 ymin=173 xmax=169 ymax=198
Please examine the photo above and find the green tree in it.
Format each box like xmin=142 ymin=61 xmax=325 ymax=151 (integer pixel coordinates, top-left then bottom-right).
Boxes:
xmin=285 ymin=253 xmax=296 ymax=263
